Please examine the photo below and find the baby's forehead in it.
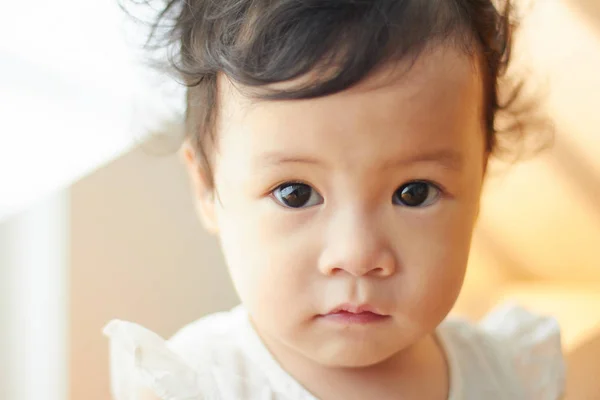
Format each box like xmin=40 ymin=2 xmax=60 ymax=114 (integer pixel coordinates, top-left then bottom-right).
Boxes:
xmin=216 ymin=44 xmax=483 ymax=124
xmin=213 ymin=45 xmax=485 ymax=173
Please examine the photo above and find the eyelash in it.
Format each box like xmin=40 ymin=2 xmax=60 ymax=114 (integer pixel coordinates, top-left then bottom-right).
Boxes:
xmin=270 ymin=180 xmax=445 ymax=209
xmin=270 ymin=181 xmax=324 ymax=209
xmin=392 ymin=180 xmax=442 ymax=208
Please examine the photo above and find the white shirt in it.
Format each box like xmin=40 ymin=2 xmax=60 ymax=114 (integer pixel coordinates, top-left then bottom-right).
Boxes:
xmin=104 ymin=303 xmax=565 ymax=400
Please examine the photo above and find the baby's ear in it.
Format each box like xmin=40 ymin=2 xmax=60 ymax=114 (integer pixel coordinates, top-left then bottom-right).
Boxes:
xmin=181 ymin=142 xmax=219 ymax=234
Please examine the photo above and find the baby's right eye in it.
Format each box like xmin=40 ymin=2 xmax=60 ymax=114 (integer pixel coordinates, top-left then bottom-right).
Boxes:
xmin=272 ymin=182 xmax=323 ymax=209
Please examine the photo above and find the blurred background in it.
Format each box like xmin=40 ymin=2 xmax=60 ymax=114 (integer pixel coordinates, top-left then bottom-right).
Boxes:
xmin=1 ymin=0 xmax=599 ymax=399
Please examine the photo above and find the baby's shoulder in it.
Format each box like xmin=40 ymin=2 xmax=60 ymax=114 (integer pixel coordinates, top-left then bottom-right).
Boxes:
xmin=104 ymin=305 xmax=282 ymax=400
xmin=166 ymin=305 xmax=256 ymax=369
xmin=440 ymin=304 xmax=566 ymax=399
xmin=168 ymin=305 xmax=247 ymax=350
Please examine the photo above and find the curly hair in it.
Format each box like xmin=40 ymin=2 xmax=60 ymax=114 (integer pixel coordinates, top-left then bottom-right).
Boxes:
xmin=122 ymin=0 xmax=547 ymax=186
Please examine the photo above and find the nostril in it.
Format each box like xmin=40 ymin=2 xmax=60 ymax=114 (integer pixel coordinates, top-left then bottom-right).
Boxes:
xmin=369 ymin=267 xmax=388 ymax=277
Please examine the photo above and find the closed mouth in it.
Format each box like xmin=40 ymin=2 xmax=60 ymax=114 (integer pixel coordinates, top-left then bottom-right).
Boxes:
xmin=327 ymin=304 xmax=384 ymax=315
xmin=319 ymin=304 xmax=390 ymax=324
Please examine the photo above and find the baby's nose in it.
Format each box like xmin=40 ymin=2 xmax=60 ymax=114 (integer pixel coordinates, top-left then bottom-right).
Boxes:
xmin=317 ymin=210 xmax=397 ymax=278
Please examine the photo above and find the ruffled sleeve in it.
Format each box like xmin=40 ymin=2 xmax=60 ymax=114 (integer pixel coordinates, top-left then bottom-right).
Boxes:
xmin=479 ymin=303 xmax=567 ymax=399
xmin=103 ymin=319 xmax=220 ymax=400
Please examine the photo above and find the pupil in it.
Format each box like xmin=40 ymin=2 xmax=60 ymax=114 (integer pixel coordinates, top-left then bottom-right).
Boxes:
xmin=400 ymin=182 xmax=429 ymax=206
xmin=281 ymin=184 xmax=311 ymax=208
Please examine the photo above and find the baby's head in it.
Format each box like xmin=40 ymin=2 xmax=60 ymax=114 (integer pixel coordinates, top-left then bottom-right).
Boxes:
xmin=138 ymin=0 xmax=522 ymax=367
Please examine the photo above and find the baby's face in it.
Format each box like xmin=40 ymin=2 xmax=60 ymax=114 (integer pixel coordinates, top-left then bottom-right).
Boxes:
xmin=191 ymin=45 xmax=486 ymax=367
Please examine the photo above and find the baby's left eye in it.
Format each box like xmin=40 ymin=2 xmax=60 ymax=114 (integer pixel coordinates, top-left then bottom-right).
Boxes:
xmin=392 ymin=181 xmax=441 ymax=207
xmin=272 ymin=182 xmax=324 ymax=209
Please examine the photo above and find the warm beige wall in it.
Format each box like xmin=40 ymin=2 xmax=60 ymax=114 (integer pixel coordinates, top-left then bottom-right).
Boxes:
xmin=453 ymin=0 xmax=600 ymax=350
xmin=69 ymin=147 xmax=238 ymax=400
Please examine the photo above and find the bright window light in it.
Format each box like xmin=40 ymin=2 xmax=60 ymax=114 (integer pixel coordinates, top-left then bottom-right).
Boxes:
xmin=0 ymin=0 xmax=183 ymax=221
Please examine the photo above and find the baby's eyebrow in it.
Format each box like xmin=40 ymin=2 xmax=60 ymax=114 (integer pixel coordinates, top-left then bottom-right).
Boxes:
xmin=256 ymin=152 xmax=325 ymax=167
xmin=381 ymin=149 xmax=465 ymax=171
xmin=256 ymin=149 xmax=464 ymax=171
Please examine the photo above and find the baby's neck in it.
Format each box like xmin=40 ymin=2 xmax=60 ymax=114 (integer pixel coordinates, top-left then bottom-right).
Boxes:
xmin=260 ymin=331 xmax=450 ymax=400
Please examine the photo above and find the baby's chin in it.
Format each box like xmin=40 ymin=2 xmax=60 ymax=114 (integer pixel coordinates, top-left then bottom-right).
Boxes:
xmin=301 ymin=335 xmax=412 ymax=368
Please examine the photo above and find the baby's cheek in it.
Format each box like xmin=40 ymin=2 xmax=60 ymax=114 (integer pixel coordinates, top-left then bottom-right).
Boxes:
xmin=396 ymin=227 xmax=470 ymax=320
xmin=217 ymin=218 xmax=262 ymax=299
xmin=424 ymin=253 xmax=467 ymax=307
xmin=219 ymin=210 xmax=315 ymax=310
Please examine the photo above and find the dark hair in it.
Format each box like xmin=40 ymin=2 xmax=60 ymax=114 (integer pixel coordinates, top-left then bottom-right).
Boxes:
xmin=123 ymin=0 xmax=548 ymax=186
